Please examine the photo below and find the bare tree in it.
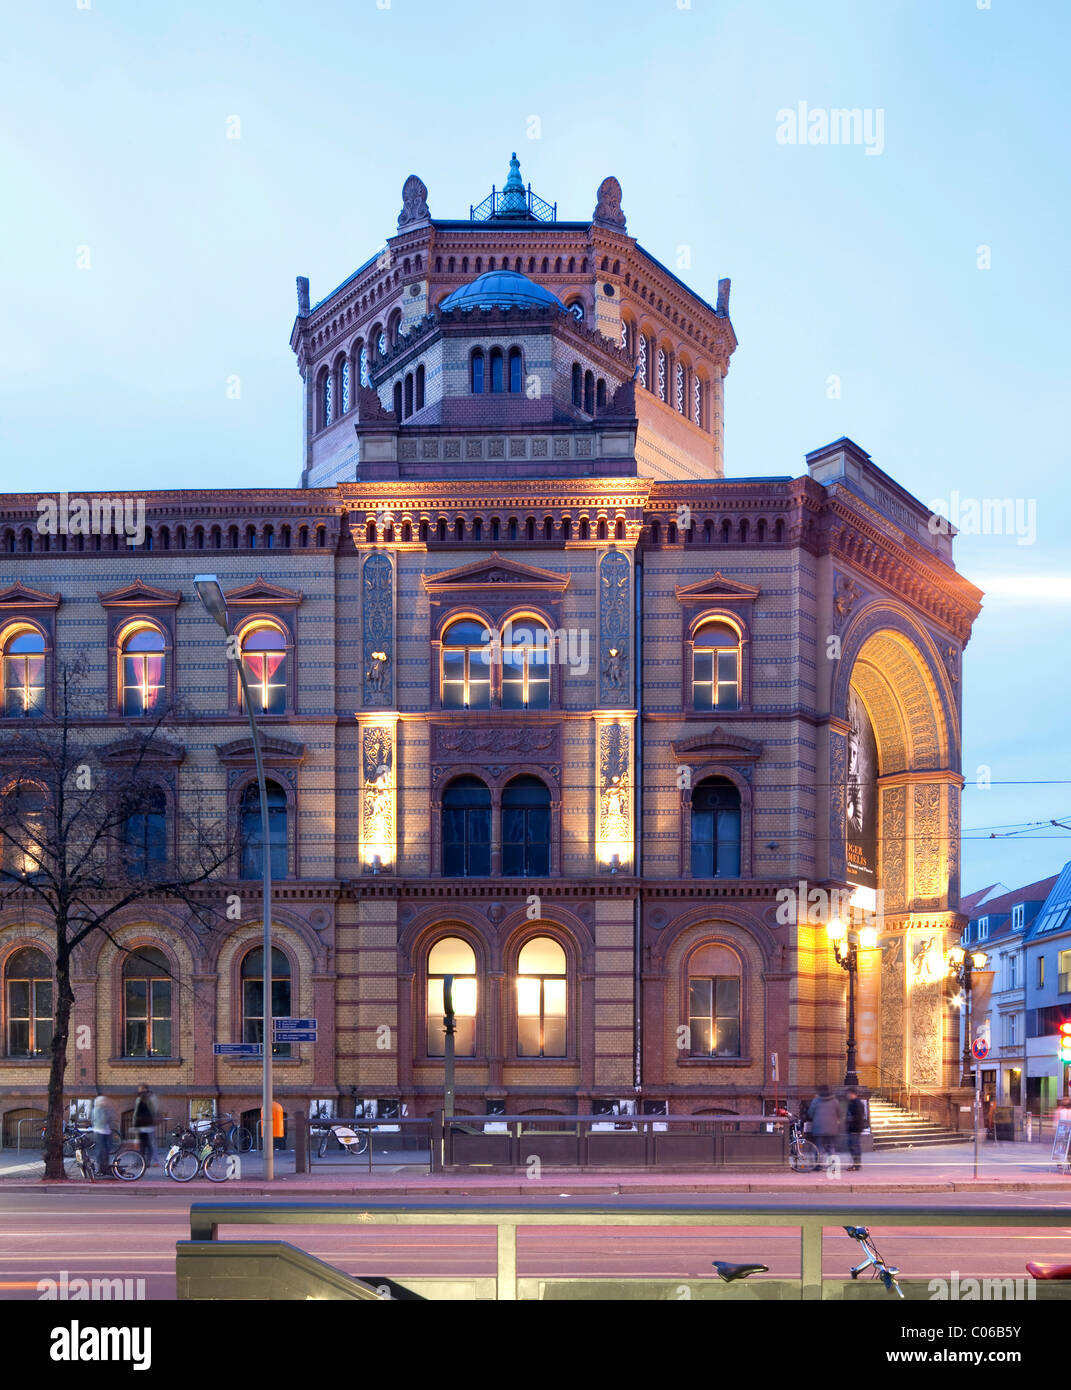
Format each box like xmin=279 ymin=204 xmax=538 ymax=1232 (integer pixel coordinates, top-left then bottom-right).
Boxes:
xmin=0 ymin=660 xmax=235 ymax=1178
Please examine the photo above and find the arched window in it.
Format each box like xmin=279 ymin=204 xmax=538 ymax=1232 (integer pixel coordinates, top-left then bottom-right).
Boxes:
xmin=508 ymin=348 xmax=522 ymax=393
xmin=687 ymin=943 xmax=742 ymax=1057
xmin=123 ymin=947 xmax=172 ymax=1057
xmin=502 ymin=776 xmax=550 ymax=877
xmin=657 ymin=347 xmax=667 ymax=401
xmin=1 ymin=781 xmax=46 ymax=878
xmin=119 ymin=624 xmax=166 ymax=717
xmin=426 ymin=937 xmax=477 ymax=1056
xmin=690 ymin=778 xmax=742 ymax=878
xmin=490 ymin=349 xmax=504 ymax=393
xmin=393 ymin=381 xmax=402 ymax=420
xmin=402 ymin=373 xmax=412 ymax=418
xmin=240 ymin=779 xmax=288 ymax=880
xmin=596 ymin=378 xmax=606 ymax=409
xmin=571 ymin=362 xmax=582 ymax=408
xmin=637 ymin=334 xmax=648 ymax=389
xmin=441 ymin=776 xmax=491 ymax=877
xmin=5 ymin=947 xmax=52 ymax=1057
xmin=693 ymin=620 xmax=740 ymax=711
xmin=471 ymin=350 xmax=485 ymax=394
xmin=340 ymin=358 xmax=351 ymax=414
xmin=440 ymin=619 xmax=491 ymax=710
xmin=2 ymin=628 xmax=45 ymax=717
xmin=321 ymin=369 xmax=332 ymax=428
xmin=240 ymin=623 xmax=287 ymax=713
xmin=415 ymin=364 xmax=425 ymax=411
xmin=583 ymin=370 xmax=594 ymax=414
xmin=241 ymin=946 xmax=291 ymax=1057
xmin=501 ymin=621 xmax=550 ymax=709
xmin=516 ymin=936 xmax=567 ymax=1057
xmin=123 ymin=787 xmax=167 ymax=877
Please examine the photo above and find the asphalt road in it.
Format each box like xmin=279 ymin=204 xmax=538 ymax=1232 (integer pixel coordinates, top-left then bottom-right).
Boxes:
xmin=1 ymin=1187 xmax=1068 ymax=1300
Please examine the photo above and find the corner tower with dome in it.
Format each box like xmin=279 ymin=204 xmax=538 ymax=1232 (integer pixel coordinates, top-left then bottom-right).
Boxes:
xmin=0 ymin=155 xmax=981 ymax=1134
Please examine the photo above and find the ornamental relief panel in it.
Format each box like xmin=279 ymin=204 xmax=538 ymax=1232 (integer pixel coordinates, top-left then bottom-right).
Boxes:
xmin=879 ymin=934 xmax=904 ymax=1089
xmin=360 ymin=723 xmax=395 ymax=871
xmin=597 ymin=723 xmax=632 ymax=862
xmin=828 ymin=728 xmax=847 ymax=881
xmin=912 ymin=783 xmax=942 ymax=908
xmin=431 ymin=724 xmax=561 ymax=762
xmin=362 ymin=552 xmax=394 ymax=707
xmin=909 ymin=976 xmax=942 ymax=1086
xmin=598 ymin=551 xmax=631 ymax=706
xmin=881 ymin=785 xmax=907 ymax=912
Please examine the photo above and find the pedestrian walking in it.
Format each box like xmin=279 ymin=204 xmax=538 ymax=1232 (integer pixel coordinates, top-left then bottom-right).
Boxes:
xmin=807 ymin=1084 xmax=843 ymax=1166
xmin=132 ymin=1084 xmax=157 ymax=1167
xmin=90 ymin=1093 xmax=116 ymax=1175
xmin=845 ymin=1088 xmax=866 ymax=1171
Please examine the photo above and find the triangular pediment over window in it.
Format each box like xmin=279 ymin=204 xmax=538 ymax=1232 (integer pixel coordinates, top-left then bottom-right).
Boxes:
xmin=216 ymin=736 xmax=306 ymax=766
xmin=672 ymin=727 xmax=762 ymax=763
xmin=99 ymin=736 xmax=185 ymax=765
xmin=97 ymin=579 xmax=181 ymax=608
xmin=0 ymin=581 xmax=61 ymax=610
xmin=223 ymin=577 xmax=304 ymax=606
xmin=422 ymin=552 xmax=570 ymax=595
xmin=675 ymin=572 xmax=760 ymax=603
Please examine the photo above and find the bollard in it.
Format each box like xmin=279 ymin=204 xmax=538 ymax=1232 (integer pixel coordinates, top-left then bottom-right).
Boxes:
xmin=295 ymin=1109 xmax=307 ymax=1174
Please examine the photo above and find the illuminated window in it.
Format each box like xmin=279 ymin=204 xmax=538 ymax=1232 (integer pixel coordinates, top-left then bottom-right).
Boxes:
xmin=2 ymin=628 xmax=45 ymax=717
xmin=441 ymin=620 xmax=491 ymax=710
xmin=240 ymin=624 xmax=287 ymax=713
xmin=123 ymin=787 xmax=167 ymax=877
xmin=687 ymin=945 xmax=741 ymax=1057
xmin=441 ymin=776 xmax=490 ymax=877
xmin=516 ymin=936 xmax=567 ymax=1057
xmin=426 ymin=937 xmax=477 ymax=1056
xmin=123 ymin=947 xmax=172 ymax=1057
xmin=5 ymin=947 xmax=52 ymax=1058
xmin=691 ymin=777 xmax=741 ymax=878
xmin=693 ymin=620 xmax=740 ymax=711
xmin=502 ymin=776 xmax=550 ymax=878
xmin=241 ymin=946 xmax=291 ymax=1058
xmin=119 ymin=624 xmax=166 ymax=716
xmin=501 ymin=622 xmax=550 ymax=710
xmin=1 ymin=781 xmax=46 ymax=878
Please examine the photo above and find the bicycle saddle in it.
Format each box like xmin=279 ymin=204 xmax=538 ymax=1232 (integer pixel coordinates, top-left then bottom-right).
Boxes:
xmin=1026 ymin=1262 xmax=1071 ymax=1280
xmin=712 ymin=1261 xmax=769 ymax=1283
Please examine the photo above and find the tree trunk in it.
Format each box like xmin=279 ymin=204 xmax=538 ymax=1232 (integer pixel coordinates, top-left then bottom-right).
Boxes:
xmin=43 ymin=942 xmax=73 ymax=1181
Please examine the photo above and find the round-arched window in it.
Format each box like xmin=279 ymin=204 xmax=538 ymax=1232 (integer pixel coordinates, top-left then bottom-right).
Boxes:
xmin=426 ymin=937 xmax=477 ymax=1056
xmin=516 ymin=937 xmax=567 ymax=1057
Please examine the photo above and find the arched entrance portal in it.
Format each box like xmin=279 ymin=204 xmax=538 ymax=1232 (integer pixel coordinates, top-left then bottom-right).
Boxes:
xmin=833 ymin=609 xmax=962 ymax=1092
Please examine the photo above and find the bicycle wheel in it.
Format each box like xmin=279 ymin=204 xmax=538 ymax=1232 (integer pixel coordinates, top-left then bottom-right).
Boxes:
xmin=233 ymin=1126 xmax=253 ymax=1153
xmin=790 ymin=1139 xmax=820 ymax=1172
xmin=165 ymin=1148 xmax=199 ymax=1182
xmin=317 ymin=1132 xmax=330 ymax=1158
xmin=203 ymin=1149 xmax=231 ymax=1183
xmin=113 ymin=1148 xmax=146 ymax=1181
xmin=353 ymin=1129 xmax=369 ymax=1155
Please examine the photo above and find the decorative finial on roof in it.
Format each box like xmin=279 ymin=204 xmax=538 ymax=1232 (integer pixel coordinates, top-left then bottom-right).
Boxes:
xmin=498 ymin=152 xmax=528 ymax=215
xmin=593 ymin=175 xmax=626 ymax=229
xmin=397 ymin=174 xmax=430 ymax=229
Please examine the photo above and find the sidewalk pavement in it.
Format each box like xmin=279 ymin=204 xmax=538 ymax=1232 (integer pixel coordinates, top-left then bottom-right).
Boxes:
xmin=4 ymin=1139 xmax=1070 ymax=1195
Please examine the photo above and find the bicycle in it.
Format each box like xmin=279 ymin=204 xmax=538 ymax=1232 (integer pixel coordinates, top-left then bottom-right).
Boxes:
xmin=316 ymin=1122 xmax=370 ymax=1158
xmin=164 ymin=1134 xmax=232 ymax=1183
xmin=194 ymin=1110 xmax=253 ymax=1154
xmin=69 ymin=1130 xmax=146 ymax=1182
xmin=713 ymin=1225 xmax=903 ymax=1297
xmin=788 ymin=1118 xmax=820 ymax=1173
xmin=41 ymin=1121 xmax=87 ymax=1159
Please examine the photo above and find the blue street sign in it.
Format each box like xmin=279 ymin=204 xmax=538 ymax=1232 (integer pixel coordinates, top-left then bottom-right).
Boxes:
xmin=273 ymin=1030 xmax=317 ymax=1043
xmin=273 ymin=1017 xmax=316 ymax=1031
xmin=213 ymin=1043 xmax=263 ymax=1056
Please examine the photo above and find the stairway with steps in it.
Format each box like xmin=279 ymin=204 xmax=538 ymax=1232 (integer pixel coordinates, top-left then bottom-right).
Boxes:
xmin=868 ymin=1096 xmax=972 ymax=1150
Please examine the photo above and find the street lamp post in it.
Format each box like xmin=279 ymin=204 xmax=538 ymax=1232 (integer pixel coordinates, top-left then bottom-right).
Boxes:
xmin=827 ymin=918 xmax=879 ymax=1088
xmin=195 ymin=574 xmax=274 ymax=1181
xmin=947 ymin=946 xmax=989 ymax=1089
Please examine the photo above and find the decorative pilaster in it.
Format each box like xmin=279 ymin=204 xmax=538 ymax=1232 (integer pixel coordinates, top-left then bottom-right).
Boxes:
xmin=362 ymin=551 xmax=395 ymax=709
xmin=595 ymin=720 xmax=633 ymax=872
xmin=598 ymin=549 xmax=631 ymax=707
xmin=358 ymin=717 xmax=397 ymax=873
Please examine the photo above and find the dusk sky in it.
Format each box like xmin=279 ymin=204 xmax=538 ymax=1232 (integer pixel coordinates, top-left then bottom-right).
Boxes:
xmin=3 ymin=0 xmax=1068 ymax=893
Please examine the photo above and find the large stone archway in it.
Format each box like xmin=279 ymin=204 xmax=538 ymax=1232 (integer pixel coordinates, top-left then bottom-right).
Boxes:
xmin=833 ymin=606 xmax=963 ymax=1092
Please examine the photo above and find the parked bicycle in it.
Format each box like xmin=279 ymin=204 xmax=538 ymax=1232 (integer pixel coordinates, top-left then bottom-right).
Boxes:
xmin=41 ymin=1121 xmax=87 ymax=1158
xmin=713 ymin=1225 xmax=903 ymax=1297
xmin=68 ymin=1130 xmax=145 ymax=1182
xmin=191 ymin=1110 xmax=253 ymax=1154
xmin=788 ymin=1117 xmax=820 ymax=1173
xmin=164 ymin=1133 xmax=232 ymax=1183
xmin=316 ymin=1122 xmax=370 ymax=1158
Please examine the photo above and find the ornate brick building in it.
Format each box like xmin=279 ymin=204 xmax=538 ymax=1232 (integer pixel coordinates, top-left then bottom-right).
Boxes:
xmin=0 ymin=156 xmax=982 ymax=1136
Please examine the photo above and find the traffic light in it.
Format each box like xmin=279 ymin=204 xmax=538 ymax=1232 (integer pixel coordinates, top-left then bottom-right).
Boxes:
xmin=1059 ymin=1020 xmax=1071 ymax=1064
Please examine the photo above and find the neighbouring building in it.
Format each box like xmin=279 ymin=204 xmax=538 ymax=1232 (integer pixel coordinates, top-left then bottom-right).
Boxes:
xmin=961 ymin=876 xmax=1058 ymax=1109
xmin=1023 ymin=862 xmax=1071 ymax=1111
xmin=0 ymin=156 xmax=983 ymax=1139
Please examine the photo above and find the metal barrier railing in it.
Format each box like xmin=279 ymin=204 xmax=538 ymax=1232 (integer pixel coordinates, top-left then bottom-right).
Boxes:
xmin=185 ymin=1199 xmax=1071 ymax=1301
xmin=306 ymin=1116 xmax=434 ymax=1172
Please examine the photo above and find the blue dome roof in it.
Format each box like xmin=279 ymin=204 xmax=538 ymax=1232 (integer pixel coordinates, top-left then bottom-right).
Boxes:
xmin=439 ymin=270 xmax=565 ymax=313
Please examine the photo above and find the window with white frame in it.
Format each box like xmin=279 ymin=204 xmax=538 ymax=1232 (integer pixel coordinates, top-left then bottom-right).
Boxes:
xmin=976 ymin=916 xmax=989 ymax=941
xmin=1012 ymin=903 xmax=1025 ymax=930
